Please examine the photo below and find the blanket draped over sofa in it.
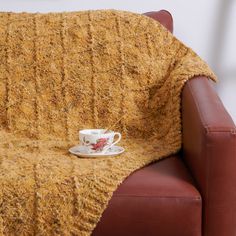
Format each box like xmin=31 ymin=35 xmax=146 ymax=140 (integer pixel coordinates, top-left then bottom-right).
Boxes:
xmin=0 ymin=10 xmax=216 ymax=235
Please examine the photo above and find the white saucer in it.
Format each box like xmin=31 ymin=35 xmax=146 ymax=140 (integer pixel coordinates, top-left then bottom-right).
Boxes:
xmin=69 ymin=145 xmax=125 ymax=158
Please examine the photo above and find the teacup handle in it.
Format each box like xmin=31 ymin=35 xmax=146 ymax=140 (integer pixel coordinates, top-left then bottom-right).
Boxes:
xmin=102 ymin=132 xmax=122 ymax=154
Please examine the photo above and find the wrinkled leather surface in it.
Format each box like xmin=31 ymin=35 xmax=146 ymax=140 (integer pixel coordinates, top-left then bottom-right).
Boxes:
xmin=144 ymin=10 xmax=173 ymax=33
xmin=93 ymin=155 xmax=201 ymax=236
xmin=182 ymin=76 xmax=236 ymax=236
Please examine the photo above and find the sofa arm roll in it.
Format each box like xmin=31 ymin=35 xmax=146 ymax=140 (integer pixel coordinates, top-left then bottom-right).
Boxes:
xmin=181 ymin=76 xmax=236 ymax=236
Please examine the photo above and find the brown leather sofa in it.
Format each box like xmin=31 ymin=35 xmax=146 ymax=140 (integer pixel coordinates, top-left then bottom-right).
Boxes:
xmin=93 ymin=10 xmax=236 ymax=236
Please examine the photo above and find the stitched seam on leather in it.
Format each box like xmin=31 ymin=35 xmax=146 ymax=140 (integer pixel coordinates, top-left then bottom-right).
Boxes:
xmin=206 ymin=129 xmax=236 ymax=134
xmin=206 ymin=137 xmax=210 ymax=236
xmin=233 ymin=138 xmax=236 ymax=236
xmin=113 ymin=195 xmax=201 ymax=200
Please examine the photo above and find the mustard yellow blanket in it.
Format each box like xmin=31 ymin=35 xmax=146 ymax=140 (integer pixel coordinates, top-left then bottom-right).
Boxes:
xmin=0 ymin=10 xmax=216 ymax=235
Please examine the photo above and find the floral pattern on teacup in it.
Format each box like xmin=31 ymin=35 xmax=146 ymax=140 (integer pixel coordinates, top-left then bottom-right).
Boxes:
xmin=81 ymin=137 xmax=109 ymax=153
xmin=91 ymin=138 xmax=109 ymax=152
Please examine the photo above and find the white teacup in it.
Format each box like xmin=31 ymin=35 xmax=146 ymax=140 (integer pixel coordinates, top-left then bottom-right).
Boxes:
xmin=79 ymin=129 xmax=122 ymax=154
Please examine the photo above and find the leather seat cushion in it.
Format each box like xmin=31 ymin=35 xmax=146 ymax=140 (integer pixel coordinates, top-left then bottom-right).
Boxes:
xmin=93 ymin=155 xmax=202 ymax=236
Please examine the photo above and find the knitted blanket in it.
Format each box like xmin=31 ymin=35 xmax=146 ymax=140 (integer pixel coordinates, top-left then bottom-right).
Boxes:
xmin=0 ymin=10 xmax=216 ymax=235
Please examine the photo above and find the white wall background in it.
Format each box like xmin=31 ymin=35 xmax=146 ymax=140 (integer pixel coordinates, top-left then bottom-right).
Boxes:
xmin=0 ymin=0 xmax=235 ymax=122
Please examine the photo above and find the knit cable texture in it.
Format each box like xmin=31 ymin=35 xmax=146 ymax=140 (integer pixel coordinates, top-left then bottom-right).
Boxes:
xmin=0 ymin=10 xmax=216 ymax=235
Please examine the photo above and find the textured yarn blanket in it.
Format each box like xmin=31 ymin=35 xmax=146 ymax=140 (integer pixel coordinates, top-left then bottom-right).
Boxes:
xmin=0 ymin=10 xmax=216 ymax=235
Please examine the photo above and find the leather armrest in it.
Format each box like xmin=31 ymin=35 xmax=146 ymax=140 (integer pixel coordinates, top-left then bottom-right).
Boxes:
xmin=182 ymin=76 xmax=236 ymax=236
xmin=143 ymin=10 xmax=173 ymax=33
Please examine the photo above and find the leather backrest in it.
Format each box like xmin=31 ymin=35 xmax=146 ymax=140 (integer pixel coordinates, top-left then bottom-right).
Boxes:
xmin=143 ymin=10 xmax=173 ymax=33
